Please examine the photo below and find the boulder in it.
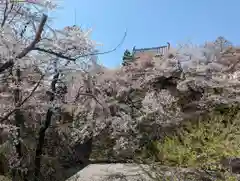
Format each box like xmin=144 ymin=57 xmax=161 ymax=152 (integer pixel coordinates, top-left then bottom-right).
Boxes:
xmin=65 ymin=164 xmax=240 ymax=181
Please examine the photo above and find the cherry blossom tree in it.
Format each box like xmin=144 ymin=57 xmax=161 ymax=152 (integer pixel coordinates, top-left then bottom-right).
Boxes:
xmin=0 ymin=1 xmax=102 ymax=180
xmin=69 ymin=41 xmax=240 ymax=163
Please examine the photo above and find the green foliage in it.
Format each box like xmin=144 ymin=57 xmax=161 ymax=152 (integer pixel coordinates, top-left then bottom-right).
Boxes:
xmin=122 ymin=49 xmax=133 ymax=66
xmin=0 ymin=175 xmax=11 ymax=181
xmin=140 ymin=110 xmax=240 ymax=180
xmin=123 ymin=49 xmax=132 ymax=59
xmin=160 ymin=114 xmax=239 ymax=167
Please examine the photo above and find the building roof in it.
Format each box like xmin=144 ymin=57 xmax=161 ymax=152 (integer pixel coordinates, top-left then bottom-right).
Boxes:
xmin=133 ymin=45 xmax=167 ymax=52
xmin=132 ymin=43 xmax=170 ymax=56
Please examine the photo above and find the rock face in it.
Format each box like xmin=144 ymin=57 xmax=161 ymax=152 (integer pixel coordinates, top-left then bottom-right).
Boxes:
xmin=65 ymin=164 xmax=240 ymax=181
xmin=65 ymin=164 xmax=153 ymax=181
xmin=221 ymin=157 xmax=240 ymax=174
xmin=0 ymin=175 xmax=11 ymax=181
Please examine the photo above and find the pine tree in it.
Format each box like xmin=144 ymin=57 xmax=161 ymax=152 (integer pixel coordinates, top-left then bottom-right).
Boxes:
xmin=122 ymin=49 xmax=133 ymax=66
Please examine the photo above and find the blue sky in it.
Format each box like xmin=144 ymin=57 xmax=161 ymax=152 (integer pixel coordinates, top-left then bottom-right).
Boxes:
xmin=50 ymin=0 xmax=240 ymax=68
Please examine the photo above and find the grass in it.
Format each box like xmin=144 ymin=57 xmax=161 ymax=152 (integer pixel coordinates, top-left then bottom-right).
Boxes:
xmin=139 ymin=107 xmax=240 ymax=180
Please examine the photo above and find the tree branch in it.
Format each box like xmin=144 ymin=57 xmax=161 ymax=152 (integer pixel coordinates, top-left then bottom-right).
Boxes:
xmin=0 ymin=74 xmax=44 ymax=122
xmin=75 ymin=92 xmax=103 ymax=107
xmin=16 ymin=14 xmax=47 ymax=59
xmin=33 ymin=47 xmax=76 ymax=61
xmin=0 ymin=14 xmax=48 ymax=74
xmin=33 ymin=31 xmax=127 ymax=62
xmin=1 ymin=0 xmax=8 ymax=27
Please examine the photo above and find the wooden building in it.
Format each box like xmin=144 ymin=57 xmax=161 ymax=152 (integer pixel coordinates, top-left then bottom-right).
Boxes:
xmin=132 ymin=42 xmax=170 ymax=59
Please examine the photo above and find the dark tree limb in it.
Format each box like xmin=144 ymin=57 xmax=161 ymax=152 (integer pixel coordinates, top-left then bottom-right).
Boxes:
xmin=1 ymin=0 xmax=9 ymax=27
xmin=33 ymin=109 xmax=53 ymax=181
xmin=34 ymin=73 xmax=59 ymax=181
xmin=12 ymin=65 xmax=28 ymax=181
xmin=0 ymin=60 xmax=14 ymax=73
xmin=33 ymin=47 xmax=76 ymax=61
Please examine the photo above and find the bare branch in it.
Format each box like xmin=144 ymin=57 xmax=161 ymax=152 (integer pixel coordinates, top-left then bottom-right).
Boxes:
xmin=76 ymin=92 xmax=103 ymax=107
xmin=0 ymin=14 xmax=48 ymax=74
xmin=7 ymin=5 xmax=21 ymax=25
xmin=33 ymin=47 xmax=76 ymax=61
xmin=16 ymin=14 xmax=47 ymax=59
xmin=33 ymin=31 xmax=127 ymax=62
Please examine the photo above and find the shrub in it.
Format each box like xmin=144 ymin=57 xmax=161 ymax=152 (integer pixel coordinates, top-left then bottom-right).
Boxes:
xmin=139 ymin=110 xmax=240 ymax=180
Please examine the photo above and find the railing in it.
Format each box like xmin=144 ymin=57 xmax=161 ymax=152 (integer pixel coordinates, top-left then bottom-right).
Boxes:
xmin=132 ymin=42 xmax=170 ymax=56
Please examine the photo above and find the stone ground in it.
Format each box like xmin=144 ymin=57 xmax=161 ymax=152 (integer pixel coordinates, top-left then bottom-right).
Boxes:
xmin=0 ymin=175 xmax=11 ymax=181
xmin=65 ymin=163 xmax=240 ymax=181
xmin=65 ymin=164 xmax=153 ymax=181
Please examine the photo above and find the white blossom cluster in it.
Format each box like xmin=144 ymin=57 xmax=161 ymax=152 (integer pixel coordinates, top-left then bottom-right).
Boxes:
xmin=64 ymin=40 xmax=240 ymax=156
